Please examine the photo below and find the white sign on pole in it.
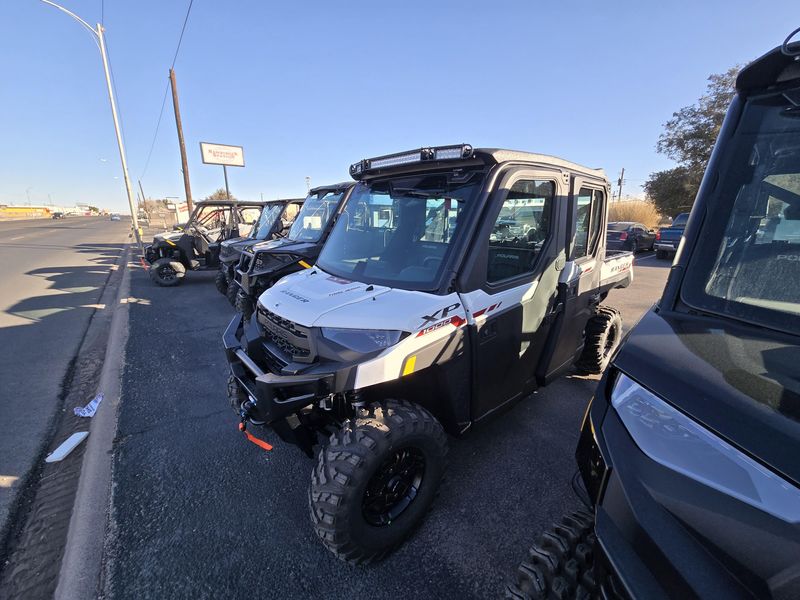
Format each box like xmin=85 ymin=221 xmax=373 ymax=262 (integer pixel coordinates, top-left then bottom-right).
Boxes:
xmin=199 ymin=142 xmax=245 ymax=167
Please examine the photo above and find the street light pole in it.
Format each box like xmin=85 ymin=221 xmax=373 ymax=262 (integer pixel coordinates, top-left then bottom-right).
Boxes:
xmin=40 ymin=0 xmax=143 ymax=254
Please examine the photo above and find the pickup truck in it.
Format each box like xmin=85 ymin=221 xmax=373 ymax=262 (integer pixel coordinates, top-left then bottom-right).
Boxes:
xmin=654 ymin=212 xmax=689 ymax=259
xmin=224 ymin=144 xmax=634 ymax=564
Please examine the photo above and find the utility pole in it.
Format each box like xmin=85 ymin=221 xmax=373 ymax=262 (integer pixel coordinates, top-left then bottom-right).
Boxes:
xmin=616 ymin=168 xmax=625 ymax=202
xmin=40 ymin=1 xmax=143 ymax=253
xmin=169 ymin=68 xmax=193 ymax=214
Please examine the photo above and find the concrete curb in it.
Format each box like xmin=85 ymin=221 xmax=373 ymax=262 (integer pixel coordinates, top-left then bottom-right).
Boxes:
xmin=54 ymin=246 xmax=132 ymax=600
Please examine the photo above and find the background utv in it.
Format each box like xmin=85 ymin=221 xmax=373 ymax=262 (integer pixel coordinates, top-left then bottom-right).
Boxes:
xmin=508 ymin=31 xmax=800 ymax=600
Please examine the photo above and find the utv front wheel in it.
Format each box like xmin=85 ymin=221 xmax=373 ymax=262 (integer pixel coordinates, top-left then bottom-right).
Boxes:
xmin=506 ymin=510 xmax=611 ymax=599
xmin=215 ymin=270 xmax=228 ymax=295
xmin=149 ymin=258 xmax=185 ymax=287
xmin=226 ymin=280 xmax=239 ymax=306
xmin=575 ymin=306 xmax=622 ymax=374
xmin=309 ymin=399 xmax=448 ymax=564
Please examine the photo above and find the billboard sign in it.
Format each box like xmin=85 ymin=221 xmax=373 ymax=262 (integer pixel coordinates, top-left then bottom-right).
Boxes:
xmin=199 ymin=142 xmax=245 ymax=167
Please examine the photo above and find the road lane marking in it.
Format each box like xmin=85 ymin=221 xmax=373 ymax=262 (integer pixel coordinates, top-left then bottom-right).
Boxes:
xmin=10 ymin=235 xmax=25 ymax=241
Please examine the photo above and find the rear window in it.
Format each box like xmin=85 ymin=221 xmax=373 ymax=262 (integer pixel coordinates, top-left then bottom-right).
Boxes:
xmin=607 ymin=223 xmax=630 ymax=231
xmin=682 ymin=92 xmax=800 ymax=335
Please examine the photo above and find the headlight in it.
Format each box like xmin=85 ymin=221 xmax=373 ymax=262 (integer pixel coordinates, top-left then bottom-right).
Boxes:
xmin=320 ymin=328 xmax=405 ymax=353
xmin=254 ymin=253 xmax=295 ymax=271
xmin=612 ymin=373 xmax=800 ymax=522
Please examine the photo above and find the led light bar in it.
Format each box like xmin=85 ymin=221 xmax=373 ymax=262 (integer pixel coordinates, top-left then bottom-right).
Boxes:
xmin=349 ymin=144 xmax=473 ymax=178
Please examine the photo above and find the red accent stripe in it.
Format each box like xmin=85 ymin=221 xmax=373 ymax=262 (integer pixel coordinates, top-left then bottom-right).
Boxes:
xmin=472 ymin=308 xmax=486 ymax=318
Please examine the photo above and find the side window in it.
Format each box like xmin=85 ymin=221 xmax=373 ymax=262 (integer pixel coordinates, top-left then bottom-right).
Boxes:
xmin=572 ymin=187 xmax=604 ymax=259
xmin=487 ymin=179 xmax=554 ymax=283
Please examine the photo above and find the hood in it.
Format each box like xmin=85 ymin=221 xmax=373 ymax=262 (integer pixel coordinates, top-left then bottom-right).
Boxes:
xmin=258 ymin=268 xmax=459 ymax=333
xmin=615 ymin=309 xmax=800 ymax=486
xmin=252 ymin=238 xmax=320 ymax=258
xmin=220 ymin=236 xmax=252 ymax=259
xmin=153 ymin=231 xmax=183 ymax=243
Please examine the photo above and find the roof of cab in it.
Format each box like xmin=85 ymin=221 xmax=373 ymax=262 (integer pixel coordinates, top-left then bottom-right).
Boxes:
xmin=194 ymin=199 xmax=267 ymax=207
xmin=310 ymin=182 xmax=354 ymax=194
xmin=475 ymin=148 xmax=607 ymax=180
xmin=736 ymin=37 xmax=800 ymax=93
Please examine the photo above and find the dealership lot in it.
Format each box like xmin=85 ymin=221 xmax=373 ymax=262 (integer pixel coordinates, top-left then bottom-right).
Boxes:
xmin=102 ymin=253 xmax=668 ymax=599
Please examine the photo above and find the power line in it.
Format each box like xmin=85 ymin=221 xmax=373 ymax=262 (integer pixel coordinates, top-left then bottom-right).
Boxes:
xmin=138 ymin=0 xmax=195 ymax=180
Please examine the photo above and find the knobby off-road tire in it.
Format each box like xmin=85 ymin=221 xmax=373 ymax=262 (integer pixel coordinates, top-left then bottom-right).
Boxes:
xmin=235 ymin=291 xmax=253 ymax=320
xmin=506 ymin=510 xmax=616 ymax=600
xmin=149 ymin=258 xmax=185 ymax=287
xmin=309 ymin=399 xmax=448 ymax=564
xmin=575 ymin=306 xmax=622 ymax=374
xmin=227 ymin=374 xmax=247 ymax=415
xmin=215 ymin=270 xmax=229 ymax=295
xmin=226 ymin=279 xmax=239 ymax=306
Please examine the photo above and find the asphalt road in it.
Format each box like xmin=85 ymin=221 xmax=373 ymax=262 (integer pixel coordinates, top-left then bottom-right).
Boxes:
xmin=106 ymin=251 xmax=670 ymax=599
xmin=0 ymin=217 xmax=129 ymax=544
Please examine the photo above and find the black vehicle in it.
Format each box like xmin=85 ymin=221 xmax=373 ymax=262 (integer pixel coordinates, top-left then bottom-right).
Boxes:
xmin=224 ymin=144 xmax=634 ymax=564
xmin=215 ymin=198 xmax=304 ymax=303
xmin=605 ymin=221 xmax=655 ymax=253
xmin=508 ymin=33 xmax=800 ymax=600
xmin=231 ymin=183 xmax=353 ymax=318
xmin=51 ymin=211 xmax=65 ymax=219
xmin=144 ymin=199 xmax=265 ymax=286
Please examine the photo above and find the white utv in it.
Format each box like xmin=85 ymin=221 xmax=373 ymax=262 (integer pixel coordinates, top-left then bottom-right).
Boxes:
xmin=224 ymin=144 xmax=633 ymax=564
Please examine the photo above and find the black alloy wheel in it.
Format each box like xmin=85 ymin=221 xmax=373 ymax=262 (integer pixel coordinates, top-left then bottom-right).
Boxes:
xmin=362 ymin=447 xmax=426 ymax=526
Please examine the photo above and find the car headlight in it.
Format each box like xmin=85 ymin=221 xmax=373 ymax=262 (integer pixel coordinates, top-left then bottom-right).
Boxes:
xmin=320 ymin=328 xmax=405 ymax=353
xmin=611 ymin=373 xmax=800 ymax=522
xmin=254 ymin=253 xmax=295 ymax=271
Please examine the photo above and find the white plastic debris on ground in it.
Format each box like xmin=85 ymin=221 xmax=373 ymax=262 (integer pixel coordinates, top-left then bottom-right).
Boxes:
xmin=45 ymin=432 xmax=89 ymax=463
xmin=74 ymin=392 xmax=104 ymax=418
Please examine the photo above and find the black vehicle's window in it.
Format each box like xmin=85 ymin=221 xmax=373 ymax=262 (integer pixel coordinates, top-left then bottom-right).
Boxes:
xmin=683 ymin=93 xmax=800 ymax=334
xmin=607 ymin=222 xmax=629 ymax=231
xmin=572 ymin=188 xmax=604 ymax=259
xmin=316 ymin=173 xmax=482 ymax=290
xmin=487 ymin=179 xmax=554 ymax=283
xmin=251 ymin=204 xmax=285 ymax=239
xmin=288 ymin=191 xmax=344 ymax=242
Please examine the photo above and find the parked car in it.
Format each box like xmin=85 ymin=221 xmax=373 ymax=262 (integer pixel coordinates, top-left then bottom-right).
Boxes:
xmin=605 ymin=221 xmax=655 ymax=252
xmin=654 ymin=212 xmax=689 ymax=259
xmin=507 ymin=32 xmax=800 ymax=600
xmin=110 ymin=213 xmax=121 ymax=221
xmin=224 ymin=144 xmax=634 ymax=564
xmin=51 ymin=211 xmax=65 ymax=219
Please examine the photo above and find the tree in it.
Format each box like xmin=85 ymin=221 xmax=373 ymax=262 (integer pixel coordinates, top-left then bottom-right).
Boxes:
xmin=645 ymin=67 xmax=738 ymax=216
xmin=204 ymin=188 xmax=237 ymax=201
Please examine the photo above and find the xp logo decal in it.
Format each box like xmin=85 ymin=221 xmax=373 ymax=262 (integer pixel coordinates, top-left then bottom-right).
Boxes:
xmin=419 ymin=303 xmax=461 ymax=328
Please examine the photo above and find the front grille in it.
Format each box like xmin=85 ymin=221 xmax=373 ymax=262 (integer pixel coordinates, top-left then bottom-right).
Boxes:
xmin=256 ymin=306 xmax=313 ymax=362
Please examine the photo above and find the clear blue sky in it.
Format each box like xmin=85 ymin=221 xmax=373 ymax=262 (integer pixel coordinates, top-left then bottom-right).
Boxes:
xmin=1 ymin=1 xmax=798 ymax=211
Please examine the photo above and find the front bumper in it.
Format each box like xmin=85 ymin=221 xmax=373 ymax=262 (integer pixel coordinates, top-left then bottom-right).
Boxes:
xmin=223 ymin=314 xmax=337 ymax=424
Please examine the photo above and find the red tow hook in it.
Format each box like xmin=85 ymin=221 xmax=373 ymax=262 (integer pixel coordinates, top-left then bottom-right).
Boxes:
xmin=239 ymin=420 xmax=273 ymax=452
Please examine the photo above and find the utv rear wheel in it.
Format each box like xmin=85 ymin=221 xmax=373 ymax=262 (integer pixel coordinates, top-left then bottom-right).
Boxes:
xmin=309 ymin=399 xmax=448 ymax=564
xmin=149 ymin=258 xmax=185 ymax=287
xmin=506 ymin=510 xmax=616 ymax=599
xmin=575 ymin=306 xmax=622 ymax=374
xmin=215 ymin=270 xmax=228 ymax=295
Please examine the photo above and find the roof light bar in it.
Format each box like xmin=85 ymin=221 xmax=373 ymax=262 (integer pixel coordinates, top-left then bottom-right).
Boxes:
xmin=349 ymin=144 xmax=473 ymax=178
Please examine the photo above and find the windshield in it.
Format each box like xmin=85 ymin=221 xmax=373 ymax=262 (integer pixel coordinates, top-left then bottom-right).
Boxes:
xmin=683 ymin=91 xmax=800 ymax=335
xmin=607 ymin=222 xmax=630 ymax=231
xmin=250 ymin=204 xmax=284 ymax=240
xmin=316 ymin=171 xmax=483 ymax=290
xmin=287 ymin=191 xmax=344 ymax=242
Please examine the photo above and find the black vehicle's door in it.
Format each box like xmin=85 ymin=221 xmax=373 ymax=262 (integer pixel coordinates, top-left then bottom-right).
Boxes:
xmin=460 ymin=168 xmax=567 ymax=422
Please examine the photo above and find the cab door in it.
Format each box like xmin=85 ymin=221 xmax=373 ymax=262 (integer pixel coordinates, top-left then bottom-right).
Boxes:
xmin=536 ymin=178 xmax=608 ymax=384
xmin=459 ymin=168 xmax=568 ymax=422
